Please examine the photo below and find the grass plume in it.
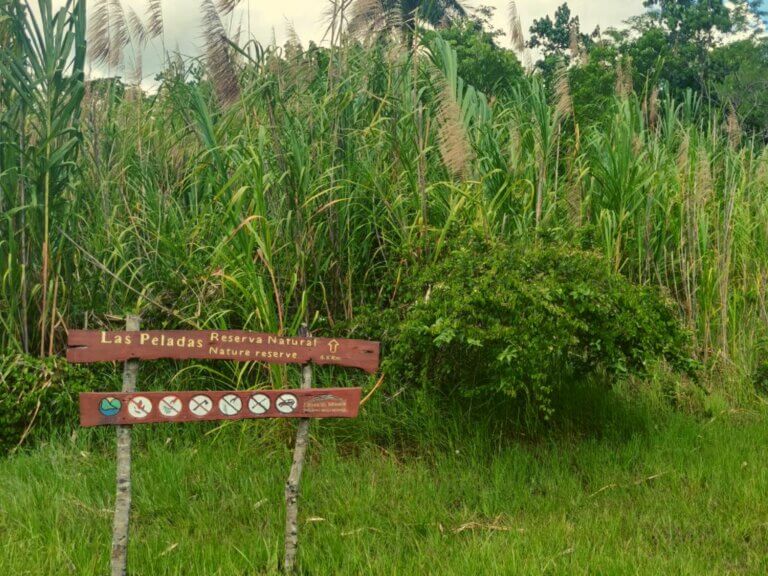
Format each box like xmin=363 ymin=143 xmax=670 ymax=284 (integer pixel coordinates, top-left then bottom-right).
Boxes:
xmin=201 ymin=0 xmax=240 ymax=106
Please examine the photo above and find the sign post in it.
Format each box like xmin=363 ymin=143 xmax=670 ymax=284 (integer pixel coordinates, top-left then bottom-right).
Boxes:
xmin=67 ymin=324 xmax=380 ymax=574
xmin=111 ymin=315 xmax=139 ymax=576
xmin=284 ymin=324 xmax=312 ymax=573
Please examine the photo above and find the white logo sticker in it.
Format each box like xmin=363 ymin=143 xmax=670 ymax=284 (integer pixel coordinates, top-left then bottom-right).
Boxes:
xmin=189 ymin=395 xmax=213 ymax=417
xmin=127 ymin=396 xmax=152 ymax=419
xmin=248 ymin=393 xmax=271 ymax=415
xmin=276 ymin=393 xmax=298 ymax=414
xmin=218 ymin=394 xmax=242 ymax=416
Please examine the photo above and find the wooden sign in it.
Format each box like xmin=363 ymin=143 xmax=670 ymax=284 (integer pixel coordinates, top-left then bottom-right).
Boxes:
xmin=68 ymin=321 xmax=375 ymax=575
xmin=79 ymin=388 xmax=361 ymax=427
xmin=67 ymin=330 xmax=380 ymax=373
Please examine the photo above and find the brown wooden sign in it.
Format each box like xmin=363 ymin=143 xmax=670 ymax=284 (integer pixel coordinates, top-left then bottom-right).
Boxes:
xmin=67 ymin=330 xmax=380 ymax=373
xmin=80 ymin=387 xmax=362 ymax=427
xmin=69 ymin=320 xmax=368 ymax=575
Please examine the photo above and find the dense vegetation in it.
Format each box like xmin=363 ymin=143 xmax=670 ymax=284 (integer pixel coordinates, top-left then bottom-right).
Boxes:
xmin=358 ymin=238 xmax=695 ymax=418
xmin=2 ymin=1 xmax=768 ymax=574
xmin=0 ymin=0 xmax=767 ymax=444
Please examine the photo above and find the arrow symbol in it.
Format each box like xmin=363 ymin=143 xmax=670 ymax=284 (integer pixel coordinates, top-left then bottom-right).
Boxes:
xmin=328 ymin=339 xmax=339 ymax=353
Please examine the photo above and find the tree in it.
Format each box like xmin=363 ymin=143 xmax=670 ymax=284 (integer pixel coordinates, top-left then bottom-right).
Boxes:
xmin=569 ymin=40 xmax=622 ymax=127
xmin=392 ymin=0 xmax=466 ymax=32
xmin=527 ymin=2 xmax=596 ymax=76
xmin=636 ymin=0 xmax=764 ymax=95
xmin=351 ymin=0 xmax=467 ymax=46
xmin=642 ymin=0 xmax=732 ymax=41
xmin=711 ymin=38 xmax=768 ymax=140
xmin=426 ymin=6 xmax=523 ymax=97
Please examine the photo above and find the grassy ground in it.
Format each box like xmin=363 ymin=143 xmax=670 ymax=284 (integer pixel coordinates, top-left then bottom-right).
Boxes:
xmin=1 ymin=402 xmax=767 ymax=576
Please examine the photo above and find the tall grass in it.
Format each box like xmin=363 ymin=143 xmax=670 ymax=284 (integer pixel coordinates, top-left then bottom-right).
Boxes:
xmin=0 ymin=0 xmax=766 ymax=396
xmin=0 ymin=0 xmax=86 ymax=355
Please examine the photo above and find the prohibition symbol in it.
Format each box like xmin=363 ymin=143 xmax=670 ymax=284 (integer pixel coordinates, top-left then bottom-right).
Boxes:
xmin=159 ymin=395 xmax=182 ymax=417
xmin=248 ymin=393 xmax=271 ymax=415
xmin=189 ymin=395 xmax=213 ymax=417
xmin=276 ymin=393 xmax=298 ymax=414
xmin=219 ymin=394 xmax=242 ymax=416
xmin=127 ymin=396 xmax=152 ymax=419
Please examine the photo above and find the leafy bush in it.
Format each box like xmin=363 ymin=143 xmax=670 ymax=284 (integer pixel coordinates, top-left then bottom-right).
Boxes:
xmin=0 ymin=354 xmax=97 ymax=453
xmin=356 ymin=239 xmax=696 ymax=418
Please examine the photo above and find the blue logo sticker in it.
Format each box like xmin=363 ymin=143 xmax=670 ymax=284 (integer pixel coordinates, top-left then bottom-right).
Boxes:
xmin=99 ymin=397 xmax=122 ymax=417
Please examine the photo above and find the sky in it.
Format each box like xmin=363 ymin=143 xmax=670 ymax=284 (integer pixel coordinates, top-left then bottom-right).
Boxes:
xmin=50 ymin=0 xmax=767 ymax=85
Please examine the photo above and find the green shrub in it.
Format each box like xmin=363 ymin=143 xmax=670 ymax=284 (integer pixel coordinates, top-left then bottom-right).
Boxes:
xmin=0 ymin=354 xmax=97 ymax=453
xmin=356 ymin=238 xmax=696 ymax=419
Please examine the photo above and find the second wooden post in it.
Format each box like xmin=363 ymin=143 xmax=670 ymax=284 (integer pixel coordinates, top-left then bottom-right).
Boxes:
xmin=111 ymin=315 xmax=140 ymax=576
xmin=284 ymin=324 xmax=313 ymax=573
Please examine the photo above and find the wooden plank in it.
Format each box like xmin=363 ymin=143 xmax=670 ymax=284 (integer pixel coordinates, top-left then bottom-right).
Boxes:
xmin=79 ymin=388 xmax=362 ymax=427
xmin=67 ymin=330 xmax=380 ymax=373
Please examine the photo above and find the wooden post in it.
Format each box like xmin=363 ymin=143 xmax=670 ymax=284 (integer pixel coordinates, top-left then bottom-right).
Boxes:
xmin=111 ymin=315 xmax=140 ymax=576
xmin=284 ymin=324 xmax=312 ymax=573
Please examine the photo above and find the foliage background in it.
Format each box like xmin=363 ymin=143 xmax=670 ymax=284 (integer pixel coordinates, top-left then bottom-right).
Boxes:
xmin=1 ymin=0 xmax=767 ymax=450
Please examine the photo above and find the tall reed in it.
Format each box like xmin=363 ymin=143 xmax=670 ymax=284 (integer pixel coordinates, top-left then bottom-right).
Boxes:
xmin=0 ymin=0 xmax=86 ymax=355
xmin=1 ymin=0 xmax=766 ymax=395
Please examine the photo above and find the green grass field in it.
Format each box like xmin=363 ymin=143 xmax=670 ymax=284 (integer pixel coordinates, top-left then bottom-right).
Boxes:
xmin=1 ymin=405 xmax=766 ymax=575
